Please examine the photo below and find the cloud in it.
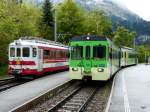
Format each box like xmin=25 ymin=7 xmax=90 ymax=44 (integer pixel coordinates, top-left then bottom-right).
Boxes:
xmin=101 ymin=0 xmax=150 ymax=21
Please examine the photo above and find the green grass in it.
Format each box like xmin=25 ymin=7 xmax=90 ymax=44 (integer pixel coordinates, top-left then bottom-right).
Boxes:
xmin=0 ymin=65 xmax=10 ymax=79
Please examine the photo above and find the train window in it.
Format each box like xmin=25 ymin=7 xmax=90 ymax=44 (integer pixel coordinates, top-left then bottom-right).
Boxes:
xmin=60 ymin=51 xmax=64 ymax=58
xmin=93 ymin=46 xmax=106 ymax=59
xmin=59 ymin=51 xmax=61 ymax=59
xmin=71 ymin=46 xmax=83 ymax=60
xmin=23 ymin=47 xmax=30 ymax=57
xmin=44 ymin=50 xmax=50 ymax=59
xmin=125 ymin=52 xmax=127 ymax=58
xmin=16 ymin=48 xmax=21 ymax=57
xmin=86 ymin=46 xmax=90 ymax=59
xmin=51 ymin=50 xmax=55 ymax=59
xmin=122 ymin=52 xmax=124 ymax=58
xmin=32 ymin=48 xmax=37 ymax=57
xmin=10 ymin=47 xmax=15 ymax=57
xmin=56 ymin=50 xmax=60 ymax=59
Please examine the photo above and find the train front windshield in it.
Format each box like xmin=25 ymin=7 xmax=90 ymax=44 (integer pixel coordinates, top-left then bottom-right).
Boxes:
xmin=71 ymin=45 xmax=106 ymax=60
xmin=9 ymin=47 xmax=37 ymax=58
xmin=93 ymin=46 xmax=106 ymax=59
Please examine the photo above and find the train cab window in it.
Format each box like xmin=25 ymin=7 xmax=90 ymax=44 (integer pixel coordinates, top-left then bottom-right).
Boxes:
xmin=23 ymin=47 xmax=30 ymax=57
xmin=16 ymin=48 xmax=21 ymax=57
xmin=71 ymin=46 xmax=83 ymax=60
xmin=32 ymin=48 xmax=37 ymax=57
xmin=86 ymin=46 xmax=90 ymax=59
xmin=93 ymin=46 xmax=106 ymax=59
xmin=10 ymin=47 xmax=15 ymax=57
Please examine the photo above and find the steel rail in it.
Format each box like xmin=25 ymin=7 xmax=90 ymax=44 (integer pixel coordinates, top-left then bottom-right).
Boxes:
xmin=48 ymin=86 xmax=98 ymax=112
xmin=48 ymin=86 xmax=82 ymax=111
xmin=77 ymin=87 xmax=98 ymax=112
xmin=0 ymin=78 xmax=16 ymax=86
xmin=10 ymin=80 xmax=73 ymax=112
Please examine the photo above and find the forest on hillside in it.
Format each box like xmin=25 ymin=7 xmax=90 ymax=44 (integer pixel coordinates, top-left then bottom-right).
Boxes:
xmin=0 ymin=0 xmax=149 ymax=68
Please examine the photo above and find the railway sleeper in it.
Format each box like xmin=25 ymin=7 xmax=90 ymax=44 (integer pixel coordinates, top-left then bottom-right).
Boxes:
xmin=70 ymin=99 xmax=84 ymax=103
xmin=65 ymin=102 xmax=82 ymax=106
xmin=62 ymin=105 xmax=80 ymax=110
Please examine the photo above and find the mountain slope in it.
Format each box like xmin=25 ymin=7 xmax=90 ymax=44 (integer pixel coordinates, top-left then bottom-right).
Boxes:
xmin=77 ymin=0 xmax=150 ymax=44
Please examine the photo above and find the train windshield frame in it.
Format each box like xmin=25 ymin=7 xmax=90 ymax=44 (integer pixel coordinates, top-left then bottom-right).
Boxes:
xmin=16 ymin=48 xmax=21 ymax=57
xmin=93 ymin=46 xmax=106 ymax=59
xmin=71 ymin=46 xmax=83 ymax=60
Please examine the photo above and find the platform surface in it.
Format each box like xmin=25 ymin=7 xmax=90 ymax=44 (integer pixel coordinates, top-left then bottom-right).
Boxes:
xmin=108 ymin=64 xmax=150 ymax=112
xmin=0 ymin=71 xmax=70 ymax=112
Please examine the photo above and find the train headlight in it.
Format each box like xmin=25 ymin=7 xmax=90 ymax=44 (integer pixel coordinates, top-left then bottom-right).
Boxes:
xmin=16 ymin=60 xmax=20 ymax=65
xmin=97 ymin=68 xmax=104 ymax=72
xmin=72 ymin=68 xmax=78 ymax=71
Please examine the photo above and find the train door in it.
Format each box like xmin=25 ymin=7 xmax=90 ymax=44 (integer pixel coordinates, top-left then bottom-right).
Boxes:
xmin=83 ymin=46 xmax=92 ymax=74
xmin=125 ymin=51 xmax=128 ymax=65
xmin=109 ymin=47 xmax=113 ymax=76
xmin=38 ymin=48 xmax=43 ymax=72
xmin=118 ymin=49 xmax=121 ymax=67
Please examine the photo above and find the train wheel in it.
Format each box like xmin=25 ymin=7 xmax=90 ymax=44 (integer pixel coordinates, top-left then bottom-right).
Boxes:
xmin=32 ymin=75 xmax=38 ymax=79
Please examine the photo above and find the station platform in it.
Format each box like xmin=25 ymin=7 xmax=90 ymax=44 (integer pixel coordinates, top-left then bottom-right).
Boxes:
xmin=0 ymin=71 xmax=70 ymax=112
xmin=107 ymin=64 xmax=150 ymax=112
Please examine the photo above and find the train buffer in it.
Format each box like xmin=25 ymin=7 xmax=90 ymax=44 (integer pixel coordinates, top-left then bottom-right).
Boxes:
xmin=106 ymin=64 xmax=150 ymax=112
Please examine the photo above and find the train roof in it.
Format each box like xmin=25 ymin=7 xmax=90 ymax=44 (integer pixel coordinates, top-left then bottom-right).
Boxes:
xmin=71 ymin=35 xmax=111 ymax=42
xmin=121 ymin=46 xmax=137 ymax=53
xmin=9 ymin=37 xmax=68 ymax=49
xmin=121 ymin=46 xmax=135 ymax=50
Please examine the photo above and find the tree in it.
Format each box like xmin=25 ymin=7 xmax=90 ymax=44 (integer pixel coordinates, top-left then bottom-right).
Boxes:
xmin=0 ymin=0 xmax=41 ymax=66
xmin=39 ymin=0 xmax=54 ymax=40
xmin=57 ymin=0 xmax=85 ymax=43
xmin=83 ymin=10 xmax=113 ymax=37
xmin=113 ymin=26 xmax=137 ymax=47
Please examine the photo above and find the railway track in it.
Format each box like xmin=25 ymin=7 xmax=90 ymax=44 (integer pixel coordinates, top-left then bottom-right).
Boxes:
xmin=0 ymin=78 xmax=31 ymax=92
xmin=0 ymin=78 xmax=15 ymax=86
xmin=49 ymin=86 xmax=98 ymax=112
xmin=11 ymin=79 xmax=112 ymax=112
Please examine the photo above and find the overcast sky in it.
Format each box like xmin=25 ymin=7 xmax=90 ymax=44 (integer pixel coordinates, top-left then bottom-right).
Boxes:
xmin=105 ymin=0 xmax=150 ymax=21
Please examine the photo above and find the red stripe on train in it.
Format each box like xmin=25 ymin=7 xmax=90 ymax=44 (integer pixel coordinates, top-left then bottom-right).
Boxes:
xmin=9 ymin=60 xmax=67 ymax=65
xmin=9 ymin=61 xmax=36 ymax=65
xmin=8 ymin=65 xmax=69 ymax=76
xmin=43 ymin=60 xmax=67 ymax=63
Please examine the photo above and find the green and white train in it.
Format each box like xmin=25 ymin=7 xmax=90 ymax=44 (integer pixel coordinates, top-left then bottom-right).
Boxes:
xmin=69 ymin=35 xmax=137 ymax=81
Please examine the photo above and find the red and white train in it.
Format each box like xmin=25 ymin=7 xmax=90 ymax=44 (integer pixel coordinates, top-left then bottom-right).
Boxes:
xmin=8 ymin=37 xmax=69 ymax=78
